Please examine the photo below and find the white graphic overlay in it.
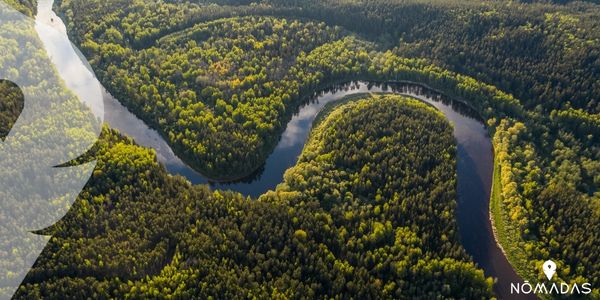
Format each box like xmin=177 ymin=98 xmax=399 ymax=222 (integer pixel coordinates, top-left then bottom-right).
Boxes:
xmin=543 ymin=260 xmax=557 ymax=281
xmin=0 ymin=1 xmax=103 ymax=298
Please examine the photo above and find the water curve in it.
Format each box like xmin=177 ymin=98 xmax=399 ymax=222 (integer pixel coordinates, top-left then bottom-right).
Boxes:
xmin=34 ymin=0 xmax=532 ymax=298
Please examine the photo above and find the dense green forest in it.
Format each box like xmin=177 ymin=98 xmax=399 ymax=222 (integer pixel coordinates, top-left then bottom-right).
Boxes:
xmin=54 ymin=0 xmax=599 ymax=296
xmin=0 ymin=1 xmax=102 ymax=298
xmin=58 ymin=0 xmax=600 ymax=115
xmin=0 ymin=0 xmax=597 ymax=298
xmin=75 ymin=15 xmax=346 ymax=179
xmin=0 ymin=80 xmax=23 ymax=140
xmin=3 ymin=0 xmax=35 ymax=16
xmin=55 ymin=0 xmax=600 ymax=175
xmin=10 ymin=96 xmax=494 ymax=298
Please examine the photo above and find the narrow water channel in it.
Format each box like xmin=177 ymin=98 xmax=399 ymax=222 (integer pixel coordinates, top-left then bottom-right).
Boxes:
xmin=34 ymin=0 xmax=532 ymax=298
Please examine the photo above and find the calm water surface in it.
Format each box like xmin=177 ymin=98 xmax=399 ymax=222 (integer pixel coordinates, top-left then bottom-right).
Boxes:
xmin=35 ymin=0 xmax=532 ymax=298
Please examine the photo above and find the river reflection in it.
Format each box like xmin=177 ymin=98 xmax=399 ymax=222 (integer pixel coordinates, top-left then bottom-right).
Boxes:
xmin=36 ymin=0 xmax=530 ymax=296
xmin=212 ymin=80 xmax=487 ymax=196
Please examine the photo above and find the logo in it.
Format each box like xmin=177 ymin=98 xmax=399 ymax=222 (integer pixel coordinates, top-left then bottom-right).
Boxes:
xmin=542 ymin=260 xmax=556 ymax=280
xmin=510 ymin=259 xmax=593 ymax=296
xmin=0 ymin=1 xmax=103 ymax=299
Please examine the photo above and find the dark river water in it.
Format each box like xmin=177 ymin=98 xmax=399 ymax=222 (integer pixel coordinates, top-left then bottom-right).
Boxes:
xmin=35 ymin=0 xmax=533 ymax=298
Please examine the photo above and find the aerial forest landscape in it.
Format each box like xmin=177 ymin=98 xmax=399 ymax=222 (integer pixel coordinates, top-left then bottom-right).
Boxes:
xmin=0 ymin=0 xmax=598 ymax=299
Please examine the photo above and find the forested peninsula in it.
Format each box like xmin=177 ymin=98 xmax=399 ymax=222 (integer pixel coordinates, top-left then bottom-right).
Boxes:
xmin=0 ymin=0 xmax=597 ymax=298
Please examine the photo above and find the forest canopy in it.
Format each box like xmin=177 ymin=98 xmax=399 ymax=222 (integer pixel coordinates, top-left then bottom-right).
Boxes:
xmin=55 ymin=0 xmax=599 ymax=295
xmin=0 ymin=0 xmax=597 ymax=297
xmin=13 ymin=96 xmax=495 ymax=298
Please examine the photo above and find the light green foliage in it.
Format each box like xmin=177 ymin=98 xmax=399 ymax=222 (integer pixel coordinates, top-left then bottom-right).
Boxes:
xmin=3 ymin=0 xmax=36 ymax=16
xmin=13 ymin=97 xmax=493 ymax=298
xmin=0 ymin=0 xmax=596 ymax=297
xmin=260 ymin=95 xmax=494 ymax=298
xmin=72 ymin=14 xmax=344 ymax=178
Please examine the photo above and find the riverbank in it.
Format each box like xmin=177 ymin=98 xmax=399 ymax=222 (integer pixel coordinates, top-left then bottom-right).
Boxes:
xmin=490 ymin=156 xmax=542 ymax=299
xmin=41 ymin=0 xmax=524 ymax=296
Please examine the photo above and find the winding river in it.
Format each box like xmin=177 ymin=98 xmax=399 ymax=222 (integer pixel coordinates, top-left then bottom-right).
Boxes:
xmin=34 ymin=0 xmax=532 ymax=298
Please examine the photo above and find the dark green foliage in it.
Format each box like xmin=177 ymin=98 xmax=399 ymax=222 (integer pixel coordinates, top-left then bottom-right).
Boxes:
xmin=262 ymin=96 xmax=492 ymax=298
xmin=58 ymin=0 xmax=600 ymax=114
xmin=532 ymin=184 xmax=599 ymax=283
xmin=262 ymin=0 xmax=600 ymax=114
xmin=0 ymin=80 xmax=23 ymax=140
xmin=0 ymin=0 xmax=596 ymax=297
xmin=272 ymin=95 xmax=460 ymax=254
xmin=3 ymin=0 xmax=36 ymax=16
xmin=66 ymin=13 xmax=345 ymax=179
xmin=14 ymin=98 xmax=493 ymax=298
xmin=53 ymin=0 xmax=599 ymax=293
